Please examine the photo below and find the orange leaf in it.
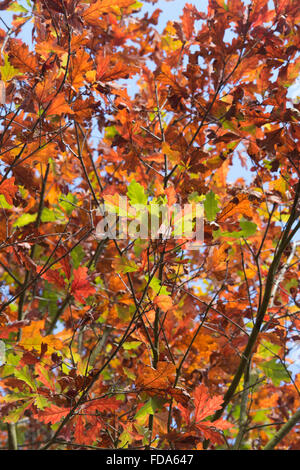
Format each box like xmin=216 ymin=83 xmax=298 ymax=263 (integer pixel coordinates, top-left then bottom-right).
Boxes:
xmin=35 ymin=365 xmax=56 ymax=392
xmin=83 ymin=0 xmax=134 ymax=25
xmin=19 ymin=320 xmax=63 ymax=354
xmin=165 ymin=187 xmax=177 ymax=206
xmin=136 ymin=361 xmax=176 ymax=390
xmin=69 ymin=48 xmax=92 ymax=91
xmin=156 ymin=64 xmax=188 ymax=99
xmin=0 ymin=177 xmax=17 ymax=205
xmin=181 ymin=5 xmax=195 ymax=40
xmin=9 ymin=41 xmax=38 ymax=74
xmin=56 ymin=247 xmax=71 ymax=279
xmin=194 ymin=423 xmax=224 ymax=445
xmin=96 ymin=54 xmax=133 ymax=82
xmin=154 ymin=294 xmax=173 ymax=312
xmin=46 ymin=94 xmax=74 ymax=116
xmin=74 ymin=415 xmax=86 ymax=443
xmin=217 ymin=194 xmax=253 ymax=222
xmin=178 ymin=385 xmax=232 ymax=445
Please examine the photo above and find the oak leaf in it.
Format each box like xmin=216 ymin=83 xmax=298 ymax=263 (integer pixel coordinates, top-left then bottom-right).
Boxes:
xmin=136 ymin=361 xmax=176 ymax=390
xmin=9 ymin=42 xmax=38 ymax=74
xmin=46 ymin=94 xmax=74 ymax=116
xmin=35 ymin=404 xmax=70 ymax=424
xmin=84 ymin=397 xmax=121 ymax=414
xmin=0 ymin=177 xmax=17 ymax=205
xmin=40 ymin=268 xmax=66 ymax=290
xmin=69 ymin=48 xmax=92 ymax=91
xmin=217 ymin=194 xmax=253 ymax=222
xmin=83 ymin=0 xmax=134 ymax=25
xmin=71 ymin=267 xmax=96 ymax=303
xmin=154 ymin=294 xmax=173 ymax=312
xmin=178 ymin=385 xmax=232 ymax=445
xmin=19 ymin=320 xmax=64 ymax=355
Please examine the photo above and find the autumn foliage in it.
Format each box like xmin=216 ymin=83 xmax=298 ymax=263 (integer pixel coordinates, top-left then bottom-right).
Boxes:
xmin=0 ymin=0 xmax=300 ymax=451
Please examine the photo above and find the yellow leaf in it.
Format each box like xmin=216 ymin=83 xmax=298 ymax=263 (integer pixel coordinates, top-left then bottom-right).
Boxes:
xmin=19 ymin=320 xmax=63 ymax=354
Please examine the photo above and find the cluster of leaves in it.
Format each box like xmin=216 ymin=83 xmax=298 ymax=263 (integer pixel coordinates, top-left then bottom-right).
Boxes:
xmin=0 ymin=0 xmax=299 ymax=450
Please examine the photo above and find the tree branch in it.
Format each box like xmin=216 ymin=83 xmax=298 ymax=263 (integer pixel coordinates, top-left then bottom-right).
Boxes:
xmin=263 ymin=407 xmax=300 ymax=450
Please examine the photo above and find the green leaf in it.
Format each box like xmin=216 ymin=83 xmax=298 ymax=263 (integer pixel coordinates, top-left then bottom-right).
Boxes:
xmin=131 ymin=0 xmax=143 ymax=9
xmin=14 ymin=367 xmax=36 ymax=391
xmin=7 ymin=1 xmax=28 ymax=12
xmin=135 ymin=399 xmax=156 ymax=419
xmin=146 ymin=275 xmax=169 ymax=296
xmin=252 ymin=409 xmax=269 ymax=423
xmin=59 ymin=193 xmax=78 ymax=216
xmin=117 ymin=304 xmax=134 ymax=322
xmin=222 ymin=119 xmax=237 ymax=131
xmin=116 ymin=258 xmax=139 ymax=274
xmin=173 ymin=209 xmax=194 ymax=238
xmin=4 ymin=401 xmax=33 ymax=424
xmin=133 ymin=239 xmax=147 ymax=257
xmin=39 ymin=283 xmax=61 ymax=315
xmin=1 ymin=352 xmax=21 ymax=376
xmin=127 ymin=179 xmax=147 ymax=206
xmin=13 ymin=213 xmax=37 ymax=228
xmin=123 ymin=366 xmax=136 ymax=380
xmin=258 ymin=359 xmax=290 ymax=386
xmin=188 ymin=192 xmax=202 ymax=203
xmin=70 ymin=245 xmax=85 ymax=269
xmin=0 ymin=53 xmax=21 ymax=82
xmin=118 ymin=428 xmax=133 ymax=448
xmin=239 ymin=220 xmax=257 ymax=237
xmin=0 ymin=194 xmax=13 ymax=209
xmin=285 ymin=277 xmax=298 ymax=293
xmin=1 ymin=392 xmax=34 ymax=403
xmin=122 ymin=341 xmax=142 ymax=350
xmin=241 ymin=124 xmax=257 ymax=135
xmin=105 ymin=125 xmax=119 ymax=140
xmin=258 ymin=340 xmax=280 ymax=359
xmin=215 ymin=220 xmax=257 ymax=239
xmin=41 ymin=208 xmax=59 ymax=223
xmin=204 ymin=190 xmax=219 ymax=222
xmin=34 ymin=395 xmax=51 ymax=410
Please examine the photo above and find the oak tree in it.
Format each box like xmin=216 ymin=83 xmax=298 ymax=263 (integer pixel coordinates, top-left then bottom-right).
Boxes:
xmin=0 ymin=0 xmax=300 ymax=451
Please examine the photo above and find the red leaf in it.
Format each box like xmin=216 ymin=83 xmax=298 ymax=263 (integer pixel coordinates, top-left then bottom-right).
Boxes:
xmin=56 ymin=248 xmax=71 ymax=279
xmin=181 ymin=5 xmax=195 ymax=40
xmin=74 ymin=415 xmax=86 ymax=443
xmin=41 ymin=268 xmax=66 ymax=290
xmin=178 ymin=385 xmax=232 ymax=445
xmin=84 ymin=397 xmax=121 ymax=414
xmin=35 ymin=405 xmax=70 ymax=424
xmin=71 ymin=267 xmax=96 ymax=303
xmin=194 ymin=385 xmax=223 ymax=423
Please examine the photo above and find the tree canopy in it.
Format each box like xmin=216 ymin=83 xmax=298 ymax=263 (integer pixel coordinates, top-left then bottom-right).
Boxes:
xmin=0 ymin=0 xmax=300 ymax=451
